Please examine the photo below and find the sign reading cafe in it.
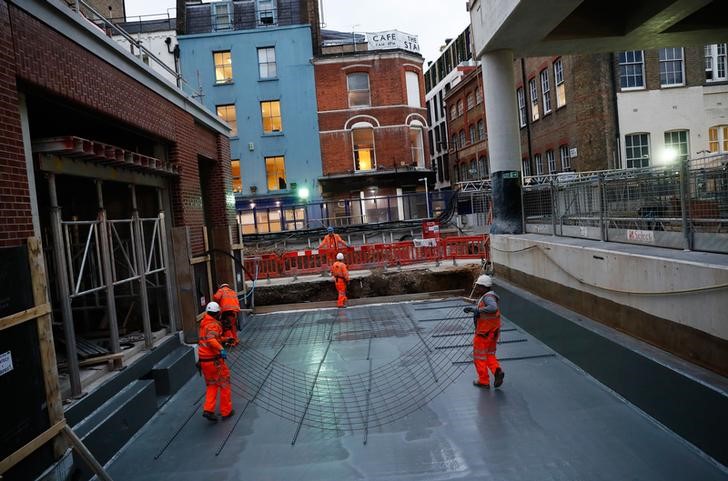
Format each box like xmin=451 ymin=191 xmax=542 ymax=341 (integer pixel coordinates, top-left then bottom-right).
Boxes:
xmin=366 ymin=31 xmax=420 ymax=54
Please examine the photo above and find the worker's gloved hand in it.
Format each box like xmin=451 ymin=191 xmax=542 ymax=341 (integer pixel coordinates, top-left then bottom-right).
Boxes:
xmin=219 ymin=349 xmax=228 ymax=360
xmin=463 ymin=306 xmax=476 ymax=314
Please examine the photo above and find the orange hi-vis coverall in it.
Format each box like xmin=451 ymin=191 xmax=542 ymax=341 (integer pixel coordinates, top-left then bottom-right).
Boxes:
xmin=473 ymin=291 xmax=501 ymax=385
xmin=198 ymin=314 xmax=233 ymax=416
xmin=319 ymin=233 xmax=347 ymax=250
xmin=330 ymin=260 xmax=350 ymax=308
xmin=213 ymin=285 xmax=240 ymax=344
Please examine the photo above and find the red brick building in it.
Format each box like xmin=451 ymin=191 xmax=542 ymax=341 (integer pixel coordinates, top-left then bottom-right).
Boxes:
xmin=314 ymin=43 xmax=434 ymax=202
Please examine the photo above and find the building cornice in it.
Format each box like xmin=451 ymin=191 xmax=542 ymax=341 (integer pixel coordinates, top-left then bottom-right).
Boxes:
xmin=314 ymin=50 xmax=423 ymax=65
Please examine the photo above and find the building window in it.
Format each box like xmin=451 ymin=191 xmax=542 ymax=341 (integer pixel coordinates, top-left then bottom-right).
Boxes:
xmin=535 ymin=154 xmax=543 ymax=175
xmin=469 ymin=125 xmax=476 ymax=144
xmin=216 ymin=104 xmax=237 ymax=136
xmin=517 ymin=87 xmax=526 ymax=127
xmin=469 ymin=160 xmax=477 ymax=179
xmin=231 ymin=159 xmax=242 ymax=193
xmin=705 ymin=44 xmax=727 ymax=82
xmin=257 ymin=47 xmax=277 ymax=79
xmin=522 ymin=158 xmax=531 ymax=177
xmin=459 ymin=163 xmax=467 ymax=181
xmin=456 ymin=99 xmax=464 ymax=117
xmin=256 ymin=0 xmax=277 ymax=26
xmin=554 ymin=59 xmax=566 ymax=108
xmin=559 ymin=145 xmax=571 ymax=170
xmin=709 ymin=126 xmax=728 ymax=153
xmin=529 ymin=78 xmax=539 ymax=122
xmin=618 ymin=51 xmax=645 ymax=89
xmin=540 ymin=69 xmax=551 ymax=114
xmin=405 ymin=71 xmax=421 ymax=107
xmin=347 ymin=73 xmax=371 ymax=108
xmin=478 ymin=156 xmax=488 ymax=177
xmin=475 ymin=86 xmax=482 ymax=104
xmin=451 ymin=133 xmax=458 ymax=150
xmin=265 ymin=156 xmax=286 ymax=191
xmin=459 ymin=130 xmax=466 ymax=148
xmin=213 ymin=51 xmax=232 ymax=84
xmin=352 ymin=127 xmax=376 ymax=171
xmin=409 ymin=127 xmax=425 ymax=167
xmin=466 ymin=92 xmax=475 ymax=110
xmin=449 ymin=104 xmax=457 ymax=120
xmin=625 ymin=133 xmax=650 ymax=168
xmin=477 ymin=120 xmax=485 ymax=140
xmin=434 ymin=125 xmax=441 ymax=152
xmin=213 ymin=2 xmax=231 ymax=31
xmin=659 ymin=48 xmax=685 ymax=87
xmin=664 ymin=130 xmax=689 ymax=162
xmin=260 ymin=100 xmax=282 ymax=133
xmin=546 ymin=150 xmax=556 ymax=173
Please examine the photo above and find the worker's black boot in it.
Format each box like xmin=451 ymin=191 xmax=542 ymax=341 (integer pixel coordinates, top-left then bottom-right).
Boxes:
xmin=494 ymin=368 xmax=505 ymax=388
xmin=473 ymin=380 xmax=490 ymax=389
xmin=202 ymin=411 xmax=218 ymax=422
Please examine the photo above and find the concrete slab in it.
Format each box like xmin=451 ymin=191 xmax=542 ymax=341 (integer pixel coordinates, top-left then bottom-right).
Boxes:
xmin=107 ymin=299 xmax=726 ymax=481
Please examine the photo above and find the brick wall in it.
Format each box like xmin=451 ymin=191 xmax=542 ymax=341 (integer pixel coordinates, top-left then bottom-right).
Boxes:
xmin=444 ymin=68 xmax=487 ymax=180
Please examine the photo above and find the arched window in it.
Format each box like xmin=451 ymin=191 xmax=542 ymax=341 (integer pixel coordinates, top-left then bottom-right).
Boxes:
xmin=409 ymin=120 xmax=425 ymax=168
xmin=352 ymin=124 xmax=376 ymax=171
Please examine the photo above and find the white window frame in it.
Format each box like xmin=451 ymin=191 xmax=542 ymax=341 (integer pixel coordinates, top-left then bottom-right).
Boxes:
xmin=409 ymin=123 xmax=426 ymax=168
xmin=529 ymin=78 xmax=539 ymax=122
xmin=618 ymin=50 xmax=645 ymax=90
xmin=212 ymin=1 xmax=232 ymax=31
xmin=534 ymin=154 xmax=543 ymax=176
xmin=559 ymin=145 xmax=571 ymax=170
xmin=216 ymin=104 xmax=237 ymax=137
xmin=659 ymin=47 xmax=685 ymax=88
xmin=213 ymin=50 xmax=233 ymax=84
xmin=405 ymin=71 xmax=421 ymax=107
xmin=625 ymin=133 xmax=650 ymax=168
xmin=664 ymin=130 xmax=689 ymax=162
xmin=351 ymin=124 xmax=377 ymax=171
xmin=522 ymin=158 xmax=531 ymax=177
xmin=540 ymin=69 xmax=551 ymax=114
xmin=466 ymin=92 xmax=475 ymax=110
xmin=554 ymin=59 xmax=566 ymax=108
xmin=469 ymin=124 xmax=476 ymax=144
xmin=256 ymin=0 xmax=277 ymax=27
xmin=709 ymin=125 xmax=728 ymax=153
xmin=257 ymin=47 xmax=277 ymax=79
xmin=477 ymin=120 xmax=485 ymax=140
xmin=264 ymin=155 xmax=286 ymax=192
xmin=546 ymin=150 xmax=556 ymax=173
xmin=347 ymin=73 xmax=371 ymax=108
xmin=517 ymin=87 xmax=526 ymax=127
xmin=705 ymin=44 xmax=727 ymax=82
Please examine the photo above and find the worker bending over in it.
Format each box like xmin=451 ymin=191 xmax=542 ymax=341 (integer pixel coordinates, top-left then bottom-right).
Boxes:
xmin=213 ymin=283 xmax=240 ymax=346
xmin=331 ymin=252 xmax=350 ymax=308
xmin=198 ymin=302 xmax=234 ymax=421
xmin=464 ymin=275 xmax=504 ymax=389
xmin=319 ymin=226 xmax=348 ymax=250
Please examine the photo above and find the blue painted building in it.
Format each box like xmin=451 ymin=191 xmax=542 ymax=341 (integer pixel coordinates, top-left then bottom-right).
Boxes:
xmin=177 ymin=0 xmax=322 ymax=231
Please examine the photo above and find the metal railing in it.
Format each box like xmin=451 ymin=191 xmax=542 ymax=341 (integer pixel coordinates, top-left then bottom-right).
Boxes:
xmin=522 ymin=154 xmax=728 ymax=253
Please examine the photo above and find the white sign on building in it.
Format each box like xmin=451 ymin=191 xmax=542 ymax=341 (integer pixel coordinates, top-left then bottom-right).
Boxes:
xmin=366 ymin=31 xmax=420 ymax=54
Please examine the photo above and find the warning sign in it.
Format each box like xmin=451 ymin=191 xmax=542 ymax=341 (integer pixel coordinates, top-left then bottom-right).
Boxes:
xmin=0 ymin=351 xmax=13 ymax=376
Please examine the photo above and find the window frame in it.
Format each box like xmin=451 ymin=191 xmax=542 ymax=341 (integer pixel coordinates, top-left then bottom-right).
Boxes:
xmin=409 ymin=125 xmax=426 ymax=168
xmin=522 ymin=158 xmax=531 ymax=177
xmin=256 ymin=0 xmax=277 ymax=27
xmin=264 ymin=155 xmax=287 ymax=192
xmin=546 ymin=150 xmax=556 ymax=173
xmin=708 ymin=125 xmax=728 ymax=153
xmin=618 ymin=50 xmax=646 ymax=90
xmin=534 ymin=153 xmax=543 ymax=176
xmin=554 ymin=58 xmax=566 ymax=108
xmin=213 ymin=50 xmax=233 ymax=84
xmin=212 ymin=1 xmax=232 ymax=31
xmin=559 ymin=145 xmax=571 ymax=170
xmin=540 ymin=69 xmax=552 ymax=114
xmin=477 ymin=119 xmax=485 ymax=140
xmin=230 ymin=159 xmax=242 ymax=193
xmin=664 ymin=129 xmax=690 ymax=162
xmin=215 ymin=104 xmax=237 ymax=137
xmin=659 ymin=47 xmax=685 ymax=88
xmin=469 ymin=124 xmax=476 ymax=144
xmin=405 ymin=71 xmax=421 ymax=107
xmin=625 ymin=133 xmax=650 ymax=169
xmin=260 ymin=100 xmax=282 ymax=134
xmin=352 ymin=126 xmax=376 ymax=171
xmin=528 ymin=78 xmax=540 ymax=122
xmin=705 ymin=43 xmax=727 ymax=82
xmin=466 ymin=92 xmax=475 ymax=111
xmin=257 ymin=47 xmax=277 ymax=80
xmin=517 ymin=87 xmax=526 ymax=127
xmin=347 ymin=72 xmax=371 ymax=108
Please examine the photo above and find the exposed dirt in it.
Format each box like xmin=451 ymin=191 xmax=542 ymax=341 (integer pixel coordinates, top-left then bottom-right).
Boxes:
xmin=252 ymin=264 xmax=481 ymax=306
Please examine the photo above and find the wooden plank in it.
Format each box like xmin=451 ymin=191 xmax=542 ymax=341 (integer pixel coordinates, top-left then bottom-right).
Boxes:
xmin=28 ymin=237 xmax=66 ymax=457
xmin=78 ymin=352 xmax=124 ymax=367
xmin=0 ymin=303 xmax=50 ymax=331
xmin=0 ymin=420 xmax=66 ymax=475
xmin=62 ymin=425 xmax=114 ymax=481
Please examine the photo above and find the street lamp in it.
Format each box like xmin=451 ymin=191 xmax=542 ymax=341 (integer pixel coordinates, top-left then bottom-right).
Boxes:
xmin=419 ymin=177 xmax=430 ymax=218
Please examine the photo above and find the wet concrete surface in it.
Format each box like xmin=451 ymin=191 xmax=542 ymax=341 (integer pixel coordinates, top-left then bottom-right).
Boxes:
xmin=107 ymin=298 xmax=727 ymax=481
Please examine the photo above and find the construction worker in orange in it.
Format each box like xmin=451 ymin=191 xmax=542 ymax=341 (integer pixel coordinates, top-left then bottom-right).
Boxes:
xmin=331 ymin=252 xmax=350 ymax=308
xmin=197 ymin=302 xmax=234 ymax=421
xmin=319 ymin=226 xmax=348 ymax=250
xmin=213 ymin=283 xmax=240 ymax=346
xmin=464 ymin=275 xmax=505 ymax=389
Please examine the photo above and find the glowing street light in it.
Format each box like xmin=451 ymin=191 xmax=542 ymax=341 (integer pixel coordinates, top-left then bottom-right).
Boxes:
xmin=298 ymin=186 xmax=310 ymax=201
xmin=657 ymin=147 xmax=679 ymax=165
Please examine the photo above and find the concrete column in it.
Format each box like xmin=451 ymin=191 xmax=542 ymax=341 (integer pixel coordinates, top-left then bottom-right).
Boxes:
xmin=481 ymin=49 xmax=523 ymax=234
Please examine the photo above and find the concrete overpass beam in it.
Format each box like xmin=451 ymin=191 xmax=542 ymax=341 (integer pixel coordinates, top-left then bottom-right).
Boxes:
xmin=481 ymin=49 xmax=523 ymax=234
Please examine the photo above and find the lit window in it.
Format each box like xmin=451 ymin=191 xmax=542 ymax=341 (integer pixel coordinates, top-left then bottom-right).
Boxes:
xmin=559 ymin=145 xmax=571 ymax=170
xmin=260 ymin=100 xmax=282 ymax=133
xmin=708 ymin=126 xmax=728 ymax=153
xmin=664 ymin=130 xmax=689 ymax=162
xmin=625 ymin=133 xmax=650 ymax=168
xmin=618 ymin=51 xmax=645 ymax=89
xmin=535 ymin=154 xmax=543 ymax=175
xmin=216 ymin=104 xmax=237 ymax=136
xmin=231 ymin=160 xmax=242 ymax=193
xmin=409 ymin=127 xmax=425 ymax=168
xmin=213 ymin=2 xmax=231 ymax=31
xmin=477 ymin=120 xmax=485 ymax=140
xmin=405 ymin=71 xmax=421 ymax=107
xmin=705 ymin=44 xmax=727 ymax=82
xmin=659 ymin=48 xmax=685 ymax=87
xmin=347 ymin=73 xmax=370 ymax=108
xmin=517 ymin=87 xmax=526 ymax=127
xmin=540 ymin=69 xmax=551 ymax=114
xmin=529 ymin=78 xmax=539 ymax=122
xmin=213 ymin=51 xmax=232 ymax=84
xmin=257 ymin=47 xmax=277 ymax=79
xmin=352 ymin=127 xmax=375 ymax=171
xmin=256 ymin=0 xmax=276 ymax=26
xmin=265 ymin=156 xmax=286 ymax=191
xmin=546 ymin=150 xmax=556 ymax=173
xmin=554 ymin=59 xmax=566 ymax=108
xmin=466 ymin=93 xmax=475 ymax=110
xmin=522 ymin=158 xmax=531 ymax=177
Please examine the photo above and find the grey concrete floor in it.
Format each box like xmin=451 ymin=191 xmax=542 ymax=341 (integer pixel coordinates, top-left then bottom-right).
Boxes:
xmin=107 ymin=299 xmax=727 ymax=481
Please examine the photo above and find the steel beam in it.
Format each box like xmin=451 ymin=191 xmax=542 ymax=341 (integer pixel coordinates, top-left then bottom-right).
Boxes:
xmin=96 ymin=181 xmax=121 ymax=367
xmin=131 ymin=185 xmax=153 ymax=348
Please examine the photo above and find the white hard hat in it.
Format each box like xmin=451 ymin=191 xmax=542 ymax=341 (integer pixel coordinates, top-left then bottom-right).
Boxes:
xmin=336 ymin=253 xmax=344 ymax=261
xmin=475 ymin=275 xmax=492 ymax=287
xmin=219 ymin=283 xmax=230 ymax=288
xmin=206 ymin=301 xmax=221 ymax=314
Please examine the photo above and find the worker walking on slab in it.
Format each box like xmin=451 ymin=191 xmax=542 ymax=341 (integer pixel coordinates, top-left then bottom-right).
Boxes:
xmin=213 ymin=283 xmax=240 ymax=347
xmin=331 ymin=252 xmax=350 ymax=308
xmin=198 ymin=301 xmax=234 ymax=421
xmin=319 ymin=226 xmax=348 ymax=250
xmin=464 ymin=275 xmax=505 ymax=389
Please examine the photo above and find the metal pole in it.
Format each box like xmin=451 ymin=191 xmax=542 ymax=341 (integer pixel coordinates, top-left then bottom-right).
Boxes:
xmin=679 ymin=159 xmax=692 ymax=250
xmin=598 ymin=175 xmax=606 ymax=241
xmin=157 ymin=188 xmax=178 ymax=331
xmin=131 ymin=185 xmax=153 ymax=348
xmin=48 ymin=174 xmax=82 ymax=397
xmin=95 ymin=181 xmax=121 ymax=367
xmin=62 ymin=425 xmax=114 ymax=481
xmin=550 ymin=181 xmax=557 ymax=236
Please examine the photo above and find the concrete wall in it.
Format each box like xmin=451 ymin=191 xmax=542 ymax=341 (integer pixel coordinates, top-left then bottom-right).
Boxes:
xmin=113 ymin=29 xmax=178 ymax=84
xmin=491 ymin=234 xmax=728 ymax=372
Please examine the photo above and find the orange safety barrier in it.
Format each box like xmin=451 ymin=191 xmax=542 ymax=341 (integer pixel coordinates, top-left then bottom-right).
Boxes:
xmin=244 ymin=254 xmax=282 ymax=279
xmin=281 ymin=249 xmax=330 ymax=276
xmin=442 ymin=235 xmax=490 ymax=259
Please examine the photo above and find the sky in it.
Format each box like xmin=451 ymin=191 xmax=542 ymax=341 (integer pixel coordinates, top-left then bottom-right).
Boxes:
xmin=123 ymin=0 xmax=470 ymax=63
